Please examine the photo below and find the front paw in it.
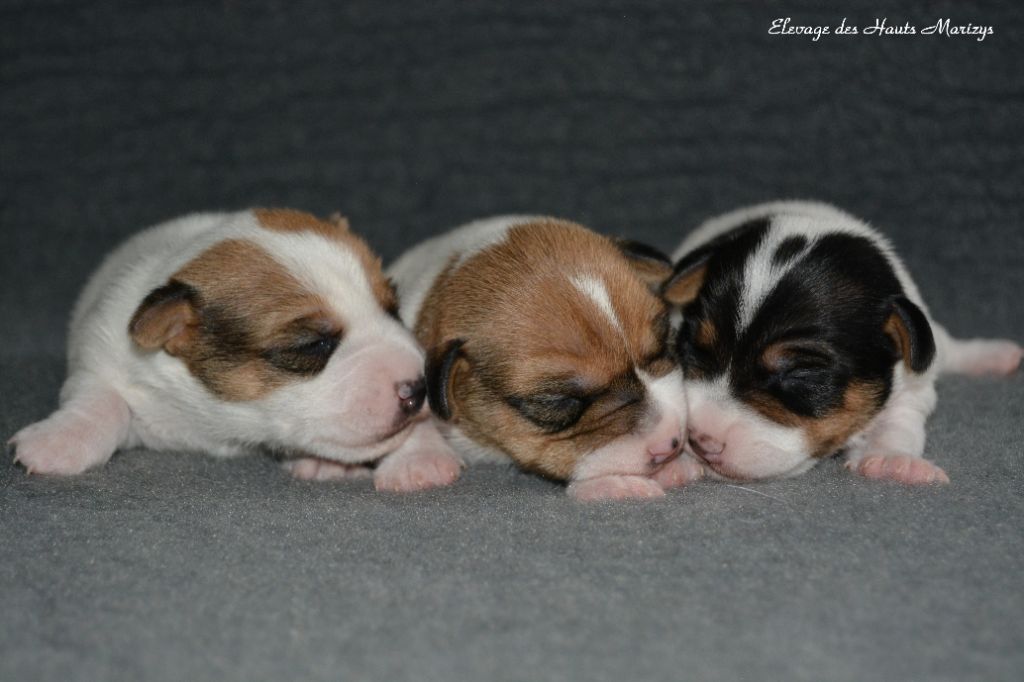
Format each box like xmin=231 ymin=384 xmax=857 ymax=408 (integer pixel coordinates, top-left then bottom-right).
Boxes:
xmin=567 ymin=475 xmax=665 ymax=501
xmin=846 ymin=454 xmax=949 ymax=485
xmin=9 ymin=419 xmax=110 ymax=475
xmin=284 ymin=457 xmax=372 ymax=481
xmin=373 ymin=448 xmax=462 ymax=492
xmin=651 ymin=456 xmax=704 ymax=490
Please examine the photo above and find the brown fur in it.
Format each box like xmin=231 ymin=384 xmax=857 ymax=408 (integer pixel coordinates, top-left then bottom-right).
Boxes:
xmin=747 ymin=380 xmax=884 ymax=458
xmin=696 ymin=318 xmax=718 ymax=348
xmin=254 ymin=208 xmax=398 ymax=315
xmin=131 ymin=239 xmax=340 ymax=401
xmin=416 ymin=219 xmax=673 ymax=480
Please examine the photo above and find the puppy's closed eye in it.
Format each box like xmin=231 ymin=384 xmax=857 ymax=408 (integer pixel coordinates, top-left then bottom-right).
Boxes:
xmin=264 ymin=332 xmax=341 ymax=375
xmin=508 ymin=393 xmax=589 ymax=433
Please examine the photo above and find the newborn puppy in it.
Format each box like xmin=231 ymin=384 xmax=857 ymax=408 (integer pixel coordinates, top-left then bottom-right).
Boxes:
xmin=664 ymin=201 xmax=1022 ymax=483
xmin=388 ymin=215 xmax=701 ymax=501
xmin=10 ymin=209 xmax=461 ymax=492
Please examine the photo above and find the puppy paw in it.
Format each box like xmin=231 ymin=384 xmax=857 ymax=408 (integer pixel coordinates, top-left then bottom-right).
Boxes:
xmin=955 ymin=339 xmax=1022 ymax=376
xmin=284 ymin=457 xmax=372 ymax=481
xmin=373 ymin=448 xmax=462 ymax=492
xmin=9 ymin=418 xmax=112 ymax=475
xmin=567 ymin=475 xmax=666 ymax=502
xmin=982 ymin=340 xmax=1023 ymax=376
xmin=846 ymin=454 xmax=949 ymax=485
xmin=651 ymin=456 xmax=704 ymax=490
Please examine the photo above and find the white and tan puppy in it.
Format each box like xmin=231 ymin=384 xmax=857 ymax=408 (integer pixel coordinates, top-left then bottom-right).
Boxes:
xmin=664 ymin=201 xmax=1022 ymax=484
xmin=10 ymin=209 xmax=461 ymax=492
xmin=388 ymin=215 xmax=703 ymax=501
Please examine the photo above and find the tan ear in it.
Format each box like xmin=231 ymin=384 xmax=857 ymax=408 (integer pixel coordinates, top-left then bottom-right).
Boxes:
xmin=129 ymin=280 xmax=199 ymax=356
xmin=661 ymin=249 xmax=711 ymax=306
xmin=327 ymin=212 xmax=351 ymax=232
xmin=613 ymin=238 xmax=673 ymax=288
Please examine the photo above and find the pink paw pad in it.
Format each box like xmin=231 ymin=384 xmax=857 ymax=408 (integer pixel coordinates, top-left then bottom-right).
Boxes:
xmin=961 ymin=340 xmax=1022 ymax=376
xmin=567 ymin=475 xmax=666 ymax=502
xmin=9 ymin=419 xmax=109 ymax=475
xmin=373 ymin=449 xmax=462 ymax=492
xmin=651 ymin=456 xmax=705 ymax=489
xmin=847 ymin=454 xmax=950 ymax=485
xmin=285 ymin=457 xmax=372 ymax=481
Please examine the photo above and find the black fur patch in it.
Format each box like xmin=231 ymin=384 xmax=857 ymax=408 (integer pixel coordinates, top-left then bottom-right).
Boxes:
xmin=772 ymin=235 xmax=807 ymax=265
xmin=675 ymin=225 xmax=922 ymax=424
xmin=426 ymin=339 xmax=465 ymax=420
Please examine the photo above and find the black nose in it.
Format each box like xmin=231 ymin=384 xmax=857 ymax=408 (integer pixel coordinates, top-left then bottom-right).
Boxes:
xmin=397 ymin=378 xmax=426 ymax=415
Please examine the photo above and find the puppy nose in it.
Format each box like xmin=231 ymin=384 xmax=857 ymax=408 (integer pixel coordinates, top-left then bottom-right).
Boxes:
xmin=648 ymin=433 xmax=682 ymax=465
xmin=688 ymin=429 xmax=725 ymax=461
xmin=396 ymin=379 xmax=426 ymax=416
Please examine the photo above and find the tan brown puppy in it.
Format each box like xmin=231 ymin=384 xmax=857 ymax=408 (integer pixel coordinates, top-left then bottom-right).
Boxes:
xmin=10 ymin=209 xmax=461 ymax=492
xmin=388 ymin=216 xmax=703 ymax=500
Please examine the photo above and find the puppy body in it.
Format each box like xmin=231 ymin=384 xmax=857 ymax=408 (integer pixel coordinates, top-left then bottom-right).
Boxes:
xmin=12 ymin=209 xmax=461 ymax=491
xmin=666 ymin=201 xmax=1022 ymax=483
xmin=389 ymin=216 xmax=700 ymax=500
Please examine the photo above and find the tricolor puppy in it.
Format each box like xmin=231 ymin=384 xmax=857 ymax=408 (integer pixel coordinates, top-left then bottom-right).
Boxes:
xmin=664 ymin=201 xmax=1023 ymax=484
xmin=388 ymin=215 xmax=702 ymax=501
xmin=10 ymin=209 xmax=461 ymax=492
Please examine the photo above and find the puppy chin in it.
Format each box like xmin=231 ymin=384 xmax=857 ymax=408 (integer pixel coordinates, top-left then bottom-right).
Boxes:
xmin=303 ymin=413 xmax=426 ymax=464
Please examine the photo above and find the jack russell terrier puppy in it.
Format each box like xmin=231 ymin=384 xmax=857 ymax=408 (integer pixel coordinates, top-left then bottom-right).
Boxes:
xmin=663 ymin=201 xmax=1022 ymax=484
xmin=10 ymin=209 xmax=461 ymax=492
xmin=388 ymin=215 xmax=703 ymax=501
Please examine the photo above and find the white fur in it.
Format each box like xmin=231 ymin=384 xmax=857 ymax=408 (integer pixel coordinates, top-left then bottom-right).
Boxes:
xmin=674 ymin=200 xmax=1021 ymax=482
xmin=12 ymin=210 xmax=460 ymax=485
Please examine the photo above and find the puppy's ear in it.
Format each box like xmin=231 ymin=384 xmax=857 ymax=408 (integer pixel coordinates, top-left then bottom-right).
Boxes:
xmin=884 ymin=296 xmax=936 ymax=374
xmin=327 ymin=212 xmax=351 ymax=232
xmin=129 ymin=280 xmax=200 ymax=356
xmin=613 ymin=238 xmax=673 ymax=288
xmin=662 ymin=248 xmax=712 ymax=307
xmin=425 ymin=338 xmax=467 ymax=421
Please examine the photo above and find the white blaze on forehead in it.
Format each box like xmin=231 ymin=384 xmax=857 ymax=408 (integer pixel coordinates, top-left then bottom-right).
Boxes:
xmin=570 ymin=273 xmax=623 ymax=333
xmin=736 ymin=218 xmax=817 ymax=331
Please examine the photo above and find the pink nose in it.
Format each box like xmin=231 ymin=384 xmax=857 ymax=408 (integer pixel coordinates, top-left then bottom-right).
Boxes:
xmin=688 ymin=429 xmax=725 ymax=461
xmin=396 ymin=378 xmax=426 ymax=416
xmin=648 ymin=433 xmax=682 ymax=464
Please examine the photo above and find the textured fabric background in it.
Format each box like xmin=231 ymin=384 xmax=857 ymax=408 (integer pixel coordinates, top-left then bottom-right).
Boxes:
xmin=2 ymin=1 xmax=1022 ymax=680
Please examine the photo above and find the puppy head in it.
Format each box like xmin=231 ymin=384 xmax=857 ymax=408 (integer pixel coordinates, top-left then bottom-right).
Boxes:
xmin=422 ymin=219 xmax=687 ymax=482
xmin=129 ymin=209 xmax=426 ymax=461
xmin=664 ymin=217 xmax=935 ymax=480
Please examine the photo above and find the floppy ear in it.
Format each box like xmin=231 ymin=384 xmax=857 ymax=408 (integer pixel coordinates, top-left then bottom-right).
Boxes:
xmin=129 ymin=280 xmax=199 ymax=356
xmin=613 ymin=238 xmax=673 ymax=288
xmin=661 ymin=248 xmax=712 ymax=307
xmin=884 ymin=296 xmax=936 ymax=374
xmin=425 ymin=338 xmax=467 ymax=421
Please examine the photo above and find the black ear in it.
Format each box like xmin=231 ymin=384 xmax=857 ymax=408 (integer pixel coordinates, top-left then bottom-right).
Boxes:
xmin=884 ymin=296 xmax=936 ymax=374
xmin=661 ymin=247 xmax=712 ymax=307
xmin=425 ymin=338 xmax=466 ymax=421
xmin=613 ymin=238 xmax=673 ymax=287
